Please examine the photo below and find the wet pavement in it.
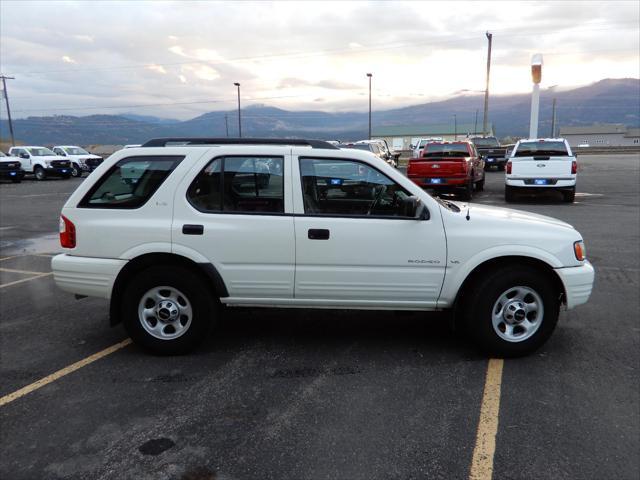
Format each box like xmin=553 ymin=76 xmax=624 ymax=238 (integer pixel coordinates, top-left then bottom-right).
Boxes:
xmin=0 ymin=155 xmax=638 ymax=479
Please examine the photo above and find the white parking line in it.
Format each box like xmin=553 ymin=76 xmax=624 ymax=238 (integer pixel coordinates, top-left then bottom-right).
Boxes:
xmin=0 ymin=267 xmax=50 ymax=275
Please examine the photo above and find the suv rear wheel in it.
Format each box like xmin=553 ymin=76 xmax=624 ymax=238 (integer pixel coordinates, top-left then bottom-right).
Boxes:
xmin=122 ymin=265 xmax=218 ymax=355
xmin=460 ymin=179 xmax=473 ymax=201
xmin=460 ymin=264 xmax=560 ymax=357
xmin=70 ymin=163 xmax=82 ymax=178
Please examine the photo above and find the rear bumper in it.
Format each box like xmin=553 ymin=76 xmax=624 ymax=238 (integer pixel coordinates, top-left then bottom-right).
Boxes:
xmin=506 ymin=177 xmax=576 ymax=188
xmin=52 ymin=254 xmax=127 ymax=299
xmin=555 ymin=261 xmax=595 ymax=309
xmin=409 ymin=176 xmax=468 ymax=188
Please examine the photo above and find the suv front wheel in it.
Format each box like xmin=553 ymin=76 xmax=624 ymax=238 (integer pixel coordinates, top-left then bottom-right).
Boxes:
xmin=122 ymin=265 xmax=218 ymax=355
xmin=460 ymin=264 xmax=560 ymax=357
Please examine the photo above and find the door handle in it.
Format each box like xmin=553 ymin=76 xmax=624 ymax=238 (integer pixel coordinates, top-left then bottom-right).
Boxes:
xmin=308 ymin=228 xmax=330 ymax=240
xmin=182 ymin=224 xmax=204 ymax=235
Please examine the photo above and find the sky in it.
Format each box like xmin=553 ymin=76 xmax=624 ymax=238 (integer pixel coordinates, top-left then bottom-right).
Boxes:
xmin=1 ymin=0 xmax=639 ymax=120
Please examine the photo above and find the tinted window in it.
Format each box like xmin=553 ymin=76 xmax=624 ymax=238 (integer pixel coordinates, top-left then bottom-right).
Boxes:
xmin=300 ymin=158 xmax=412 ymax=217
xmin=79 ymin=156 xmax=183 ymax=209
xmin=424 ymin=143 xmax=471 ymax=157
xmin=187 ymin=156 xmax=284 ymax=213
xmin=513 ymin=141 xmax=569 ymax=157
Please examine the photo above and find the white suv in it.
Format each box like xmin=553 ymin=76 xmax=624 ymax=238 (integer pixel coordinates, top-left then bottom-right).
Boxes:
xmin=52 ymin=138 xmax=594 ymax=356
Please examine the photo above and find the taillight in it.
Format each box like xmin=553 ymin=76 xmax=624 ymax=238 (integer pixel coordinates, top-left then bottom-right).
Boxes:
xmin=59 ymin=215 xmax=76 ymax=248
xmin=571 ymin=160 xmax=577 ymax=174
xmin=506 ymin=161 xmax=512 ymax=174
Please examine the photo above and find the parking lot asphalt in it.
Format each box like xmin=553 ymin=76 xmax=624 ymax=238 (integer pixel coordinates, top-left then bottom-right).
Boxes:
xmin=1 ymin=154 xmax=639 ymax=480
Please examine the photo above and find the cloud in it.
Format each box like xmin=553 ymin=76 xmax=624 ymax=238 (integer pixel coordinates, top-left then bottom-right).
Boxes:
xmin=146 ymin=64 xmax=167 ymax=74
xmin=278 ymin=77 xmax=360 ymax=90
xmin=73 ymin=34 xmax=94 ymax=43
xmin=61 ymin=55 xmax=77 ymax=64
xmin=178 ymin=75 xmax=187 ymax=84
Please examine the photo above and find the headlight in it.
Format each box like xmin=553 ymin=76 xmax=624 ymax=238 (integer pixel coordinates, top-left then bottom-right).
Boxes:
xmin=574 ymin=241 xmax=586 ymax=261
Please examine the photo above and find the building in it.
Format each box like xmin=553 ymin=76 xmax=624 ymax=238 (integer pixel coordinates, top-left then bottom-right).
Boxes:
xmin=371 ymin=123 xmax=495 ymax=151
xmin=559 ymin=124 xmax=640 ymax=147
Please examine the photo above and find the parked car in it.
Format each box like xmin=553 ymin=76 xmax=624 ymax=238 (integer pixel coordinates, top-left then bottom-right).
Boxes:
xmin=341 ymin=142 xmax=391 ymax=166
xmin=51 ymin=137 xmax=593 ymax=357
xmin=411 ymin=138 xmax=443 ymax=158
xmin=470 ymin=136 xmax=509 ymax=171
xmin=8 ymin=146 xmax=71 ymax=180
xmin=354 ymin=139 xmax=399 ymax=168
xmin=0 ymin=151 xmax=25 ymax=183
xmin=406 ymin=141 xmax=485 ymax=201
xmin=52 ymin=146 xmax=104 ymax=178
xmin=505 ymin=138 xmax=577 ymax=203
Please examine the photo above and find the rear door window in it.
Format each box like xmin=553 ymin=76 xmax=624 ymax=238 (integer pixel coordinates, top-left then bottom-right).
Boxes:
xmin=513 ymin=141 xmax=569 ymax=157
xmin=79 ymin=155 xmax=184 ymax=209
xmin=187 ymin=156 xmax=284 ymax=214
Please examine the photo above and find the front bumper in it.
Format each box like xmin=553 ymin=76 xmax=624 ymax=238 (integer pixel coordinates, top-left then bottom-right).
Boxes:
xmin=555 ymin=261 xmax=595 ymax=309
xmin=45 ymin=167 xmax=72 ymax=176
xmin=52 ymin=254 xmax=127 ymax=299
xmin=0 ymin=170 xmax=25 ymax=180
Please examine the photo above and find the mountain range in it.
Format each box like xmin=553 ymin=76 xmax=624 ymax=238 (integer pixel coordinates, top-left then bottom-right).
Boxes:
xmin=1 ymin=78 xmax=638 ymax=145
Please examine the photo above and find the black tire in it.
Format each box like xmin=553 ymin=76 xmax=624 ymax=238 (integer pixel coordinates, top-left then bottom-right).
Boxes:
xmin=505 ymin=185 xmax=515 ymax=202
xmin=475 ymin=173 xmax=485 ymax=192
xmin=562 ymin=187 xmax=575 ymax=203
xmin=459 ymin=264 xmax=560 ymax=357
xmin=70 ymin=163 xmax=82 ymax=178
xmin=34 ymin=166 xmax=46 ymax=181
xmin=121 ymin=265 xmax=218 ymax=355
xmin=459 ymin=179 xmax=473 ymax=201
xmin=498 ymin=164 xmax=505 ymax=172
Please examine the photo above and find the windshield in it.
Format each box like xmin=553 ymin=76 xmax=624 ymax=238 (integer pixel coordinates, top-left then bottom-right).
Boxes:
xmin=423 ymin=143 xmax=470 ymax=157
xmin=64 ymin=147 xmax=89 ymax=155
xmin=27 ymin=147 xmax=56 ymax=156
xmin=471 ymin=137 xmax=499 ymax=147
xmin=513 ymin=141 xmax=568 ymax=157
xmin=343 ymin=144 xmax=371 ymax=151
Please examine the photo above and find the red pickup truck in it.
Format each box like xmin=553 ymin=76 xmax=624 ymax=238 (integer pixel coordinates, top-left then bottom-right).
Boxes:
xmin=406 ymin=141 xmax=485 ymax=201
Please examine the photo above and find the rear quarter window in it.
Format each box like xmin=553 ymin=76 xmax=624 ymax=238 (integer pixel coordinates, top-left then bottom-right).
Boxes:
xmin=79 ymin=155 xmax=184 ymax=209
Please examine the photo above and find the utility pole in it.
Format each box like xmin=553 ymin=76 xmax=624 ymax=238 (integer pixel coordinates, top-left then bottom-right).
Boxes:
xmin=454 ymin=114 xmax=457 ymax=140
xmin=367 ymin=73 xmax=372 ymax=139
xmin=529 ymin=54 xmax=543 ymax=138
xmin=482 ymin=32 xmax=493 ymax=137
xmin=474 ymin=109 xmax=478 ymax=136
xmin=224 ymin=114 xmax=229 ymax=137
xmin=550 ymin=98 xmax=557 ymax=137
xmin=1 ymin=75 xmax=16 ymax=146
xmin=233 ymin=82 xmax=241 ymax=137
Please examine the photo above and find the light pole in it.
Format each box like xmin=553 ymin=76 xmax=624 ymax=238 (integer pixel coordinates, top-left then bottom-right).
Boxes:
xmin=234 ymin=82 xmax=241 ymax=138
xmin=550 ymin=98 xmax=557 ymax=137
xmin=367 ymin=73 xmax=372 ymax=139
xmin=224 ymin=114 xmax=229 ymax=137
xmin=482 ymin=31 xmax=493 ymax=137
xmin=474 ymin=109 xmax=478 ymax=136
xmin=529 ymin=54 xmax=543 ymax=139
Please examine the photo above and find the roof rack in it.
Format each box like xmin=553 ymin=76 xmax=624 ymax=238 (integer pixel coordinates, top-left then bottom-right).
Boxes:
xmin=141 ymin=137 xmax=339 ymax=149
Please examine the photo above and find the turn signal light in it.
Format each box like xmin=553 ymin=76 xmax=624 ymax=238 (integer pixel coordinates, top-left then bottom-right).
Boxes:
xmin=506 ymin=161 xmax=512 ymax=174
xmin=59 ymin=215 xmax=76 ymax=248
xmin=574 ymin=241 xmax=586 ymax=261
xmin=571 ymin=160 xmax=578 ymax=174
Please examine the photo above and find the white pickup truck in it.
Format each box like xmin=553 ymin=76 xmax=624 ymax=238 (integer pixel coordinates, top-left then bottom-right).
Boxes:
xmin=505 ymin=138 xmax=577 ymax=203
xmin=8 ymin=146 xmax=72 ymax=180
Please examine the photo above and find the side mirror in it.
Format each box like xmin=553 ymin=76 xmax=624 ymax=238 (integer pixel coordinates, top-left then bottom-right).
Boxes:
xmin=402 ymin=196 xmax=429 ymax=219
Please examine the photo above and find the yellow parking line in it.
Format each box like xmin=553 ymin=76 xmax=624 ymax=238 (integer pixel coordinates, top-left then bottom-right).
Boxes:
xmin=0 ymin=339 xmax=132 ymax=407
xmin=0 ymin=267 xmax=50 ymax=275
xmin=0 ymin=272 xmax=53 ymax=289
xmin=469 ymin=358 xmax=505 ymax=480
